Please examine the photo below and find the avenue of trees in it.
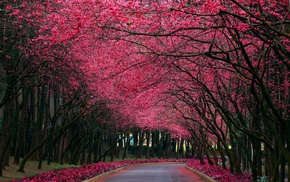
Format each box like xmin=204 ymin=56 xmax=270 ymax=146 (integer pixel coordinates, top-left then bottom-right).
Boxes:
xmin=0 ymin=0 xmax=289 ymax=182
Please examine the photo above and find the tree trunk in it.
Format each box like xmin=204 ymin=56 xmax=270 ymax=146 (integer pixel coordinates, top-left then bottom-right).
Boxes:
xmin=217 ymin=140 xmax=227 ymax=169
xmin=176 ymin=140 xmax=180 ymax=159
xmin=150 ymin=131 xmax=156 ymax=158
xmin=0 ymin=101 xmax=11 ymax=175
xmin=133 ymin=131 xmax=138 ymax=156
xmin=122 ymin=133 xmax=131 ymax=159
xmin=197 ymin=144 xmax=205 ymax=165
xmin=18 ymin=110 xmax=83 ymax=172
xmin=30 ymin=87 xmax=39 ymax=160
xmin=87 ymin=140 xmax=93 ymax=164
xmin=185 ymin=140 xmax=190 ymax=158
xmin=171 ymin=139 xmax=177 ymax=159
xmin=13 ymin=95 xmax=28 ymax=165
xmin=146 ymin=131 xmax=150 ymax=159
xmin=38 ymin=129 xmax=64 ymax=169
xmin=136 ymin=132 xmax=144 ymax=159
xmin=165 ymin=134 xmax=171 ymax=159
xmin=0 ymin=84 xmax=29 ymax=175
xmin=179 ymin=139 xmax=184 ymax=158
xmin=157 ymin=131 xmax=163 ymax=159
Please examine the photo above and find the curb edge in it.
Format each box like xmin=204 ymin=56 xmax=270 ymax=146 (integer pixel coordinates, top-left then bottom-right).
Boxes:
xmin=185 ymin=165 xmax=217 ymax=182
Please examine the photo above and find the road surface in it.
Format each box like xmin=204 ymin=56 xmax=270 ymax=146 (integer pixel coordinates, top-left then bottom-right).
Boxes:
xmin=100 ymin=163 xmax=205 ymax=182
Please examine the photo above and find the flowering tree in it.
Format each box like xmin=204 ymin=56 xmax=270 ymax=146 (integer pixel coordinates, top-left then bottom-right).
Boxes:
xmin=87 ymin=0 xmax=289 ymax=180
xmin=1 ymin=0 xmax=289 ymax=181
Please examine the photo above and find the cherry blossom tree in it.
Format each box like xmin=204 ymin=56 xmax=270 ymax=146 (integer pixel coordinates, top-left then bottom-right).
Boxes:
xmin=1 ymin=0 xmax=289 ymax=181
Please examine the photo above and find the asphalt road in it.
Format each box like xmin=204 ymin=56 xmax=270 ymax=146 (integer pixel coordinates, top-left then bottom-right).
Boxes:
xmin=100 ymin=163 xmax=205 ymax=182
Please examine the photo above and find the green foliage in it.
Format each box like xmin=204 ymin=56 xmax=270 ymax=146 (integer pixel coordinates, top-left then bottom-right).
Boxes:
xmin=257 ymin=176 xmax=268 ymax=182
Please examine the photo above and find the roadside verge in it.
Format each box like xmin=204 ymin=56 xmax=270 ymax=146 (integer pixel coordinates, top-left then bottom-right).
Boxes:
xmin=185 ymin=165 xmax=217 ymax=182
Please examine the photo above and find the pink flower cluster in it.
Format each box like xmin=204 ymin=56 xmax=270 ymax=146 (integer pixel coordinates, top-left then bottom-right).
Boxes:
xmin=186 ymin=160 xmax=252 ymax=182
xmin=9 ymin=159 xmax=188 ymax=182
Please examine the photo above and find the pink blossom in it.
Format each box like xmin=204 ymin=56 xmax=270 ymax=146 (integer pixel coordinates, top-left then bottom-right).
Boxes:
xmin=5 ymin=5 xmax=13 ymax=11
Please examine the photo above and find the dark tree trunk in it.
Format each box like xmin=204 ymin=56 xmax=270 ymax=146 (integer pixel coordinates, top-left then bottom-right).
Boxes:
xmin=179 ymin=139 xmax=184 ymax=158
xmin=136 ymin=132 xmax=145 ymax=159
xmin=13 ymin=98 xmax=28 ymax=165
xmin=18 ymin=111 xmax=83 ymax=172
xmin=157 ymin=131 xmax=162 ymax=159
xmin=217 ymin=140 xmax=227 ymax=169
xmin=122 ymin=133 xmax=131 ymax=159
xmin=146 ymin=131 xmax=150 ymax=159
xmin=133 ymin=131 xmax=138 ymax=156
xmin=150 ymin=131 xmax=156 ymax=158
xmin=165 ymin=134 xmax=171 ymax=159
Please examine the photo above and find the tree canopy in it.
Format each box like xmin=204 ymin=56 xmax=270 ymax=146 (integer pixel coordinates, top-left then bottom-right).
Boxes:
xmin=1 ymin=0 xmax=289 ymax=181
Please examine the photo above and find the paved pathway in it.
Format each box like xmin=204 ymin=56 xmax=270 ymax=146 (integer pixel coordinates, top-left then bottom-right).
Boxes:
xmin=100 ymin=163 xmax=205 ymax=182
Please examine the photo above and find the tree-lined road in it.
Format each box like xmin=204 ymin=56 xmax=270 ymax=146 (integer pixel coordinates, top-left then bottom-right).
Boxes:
xmin=100 ymin=163 xmax=205 ymax=182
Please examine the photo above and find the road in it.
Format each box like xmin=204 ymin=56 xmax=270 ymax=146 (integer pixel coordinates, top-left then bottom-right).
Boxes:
xmin=99 ymin=163 xmax=205 ymax=182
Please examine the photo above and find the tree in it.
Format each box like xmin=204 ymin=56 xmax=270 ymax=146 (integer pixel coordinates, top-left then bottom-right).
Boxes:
xmin=3 ymin=1 xmax=289 ymax=181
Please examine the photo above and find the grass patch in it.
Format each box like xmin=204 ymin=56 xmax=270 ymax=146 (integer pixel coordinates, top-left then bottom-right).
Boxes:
xmin=0 ymin=152 xmax=155 ymax=181
xmin=0 ymin=158 xmax=78 ymax=182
